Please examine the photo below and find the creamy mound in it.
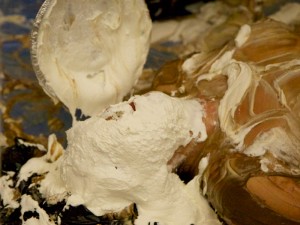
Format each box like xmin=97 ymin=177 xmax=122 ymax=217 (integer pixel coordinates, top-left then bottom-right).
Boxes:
xmin=7 ymin=92 xmax=220 ymax=225
xmin=61 ymin=91 xmax=220 ymax=225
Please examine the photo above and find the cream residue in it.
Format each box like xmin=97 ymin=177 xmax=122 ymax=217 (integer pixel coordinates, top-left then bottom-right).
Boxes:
xmin=17 ymin=135 xmax=67 ymax=204
xmin=198 ymin=154 xmax=210 ymax=195
xmin=234 ymin=24 xmax=251 ymax=48
xmin=60 ymin=91 xmax=220 ymax=225
xmin=188 ymin=22 xmax=300 ymax=177
xmin=245 ymin=126 xmax=300 ymax=174
xmin=18 ymin=139 xmax=47 ymax=152
xmin=269 ymin=3 xmax=300 ymax=25
xmin=20 ymin=194 xmax=56 ymax=225
xmin=184 ymin=24 xmax=257 ymax=148
xmin=195 ymin=50 xmax=254 ymax=147
xmin=0 ymin=172 xmax=19 ymax=209
xmin=33 ymin=0 xmax=152 ymax=117
xmin=218 ymin=61 xmax=258 ymax=147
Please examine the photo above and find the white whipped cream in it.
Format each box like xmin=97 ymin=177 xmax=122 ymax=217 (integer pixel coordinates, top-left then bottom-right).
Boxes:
xmin=17 ymin=139 xmax=47 ymax=152
xmin=0 ymin=172 xmax=19 ymax=209
xmin=183 ymin=23 xmax=300 ymax=177
xmin=0 ymin=136 xmax=66 ymax=224
xmin=20 ymin=194 xmax=55 ymax=225
xmin=60 ymin=91 xmax=220 ymax=224
xmin=217 ymin=61 xmax=257 ymax=148
xmin=246 ymin=126 xmax=300 ymax=174
xmin=12 ymin=92 xmax=219 ymax=224
xmin=183 ymin=25 xmax=256 ymax=148
xmin=234 ymin=24 xmax=251 ymax=48
xmin=32 ymin=0 xmax=152 ymax=117
xmin=17 ymin=135 xmax=67 ymax=204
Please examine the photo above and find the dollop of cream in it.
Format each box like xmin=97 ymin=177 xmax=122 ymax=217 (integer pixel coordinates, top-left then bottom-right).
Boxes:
xmin=60 ymin=92 xmax=220 ymax=224
xmin=32 ymin=0 xmax=152 ymax=117
xmin=234 ymin=24 xmax=251 ymax=48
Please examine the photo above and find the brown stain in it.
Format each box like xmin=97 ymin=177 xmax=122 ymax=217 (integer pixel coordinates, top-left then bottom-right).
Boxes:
xmin=243 ymin=116 xmax=287 ymax=147
xmin=246 ymin=176 xmax=300 ymax=222
xmin=233 ymin=19 xmax=300 ymax=66
xmin=152 ymin=59 xmax=187 ymax=96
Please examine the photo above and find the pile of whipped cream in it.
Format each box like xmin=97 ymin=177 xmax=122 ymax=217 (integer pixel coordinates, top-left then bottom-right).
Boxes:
xmin=4 ymin=91 xmax=219 ymax=225
xmin=1 ymin=0 xmax=224 ymax=224
xmin=3 ymin=0 xmax=300 ymax=224
xmin=65 ymin=92 xmax=220 ymax=224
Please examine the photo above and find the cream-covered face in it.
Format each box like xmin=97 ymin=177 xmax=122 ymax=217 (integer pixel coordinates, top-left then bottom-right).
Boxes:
xmin=31 ymin=0 xmax=152 ymax=117
xmin=59 ymin=92 xmax=220 ymax=225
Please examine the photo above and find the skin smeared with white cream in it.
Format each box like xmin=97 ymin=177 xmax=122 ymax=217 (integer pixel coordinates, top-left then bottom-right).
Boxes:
xmin=182 ymin=21 xmax=300 ymax=178
xmin=60 ymin=91 xmax=220 ymax=225
xmin=190 ymin=24 xmax=255 ymax=148
xmin=1 ymin=0 xmax=299 ymax=224
xmin=31 ymin=0 xmax=152 ymax=117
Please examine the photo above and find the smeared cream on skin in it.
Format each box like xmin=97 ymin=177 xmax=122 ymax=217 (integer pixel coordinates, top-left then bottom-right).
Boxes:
xmin=246 ymin=127 xmax=300 ymax=174
xmin=60 ymin=91 xmax=220 ymax=225
xmin=32 ymin=0 xmax=152 ymax=117
xmin=183 ymin=21 xmax=300 ymax=177
xmin=193 ymin=55 xmax=256 ymax=148
xmin=217 ymin=61 xmax=258 ymax=148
